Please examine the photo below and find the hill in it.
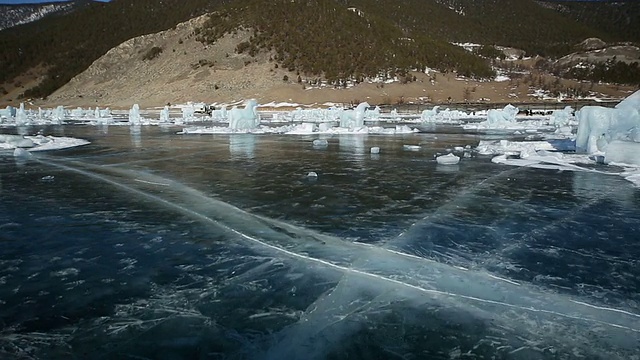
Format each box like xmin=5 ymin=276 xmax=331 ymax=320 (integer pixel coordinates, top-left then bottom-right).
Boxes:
xmin=38 ymin=14 xmax=635 ymax=109
xmin=538 ymin=0 xmax=640 ymax=43
xmin=0 ymin=0 xmax=637 ymax=105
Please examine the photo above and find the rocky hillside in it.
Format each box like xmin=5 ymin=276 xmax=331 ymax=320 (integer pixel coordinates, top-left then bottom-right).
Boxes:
xmin=45 ymin=15 xmax=289 ymax=107
xmin=38 ymin=17 xmax=633 ymax=109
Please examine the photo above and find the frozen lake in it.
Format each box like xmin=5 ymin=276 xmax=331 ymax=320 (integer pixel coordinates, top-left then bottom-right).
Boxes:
xmin=1 ymin=125 xmax=639 ymax=359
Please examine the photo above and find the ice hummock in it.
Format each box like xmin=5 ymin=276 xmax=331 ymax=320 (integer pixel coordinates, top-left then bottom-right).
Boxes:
xmin=160 ymin=105 xmax=170 ymax=122
xmin=229 ymin=99 xmax=260 ymax=130
xmin=576 ymin=89 xmax=640 ymax=163
xmin=549 ymin=105 xmax=574 ymax=126
xmin=129 ymin=104 xmax=142 ymax=125
xmin=339 ymin=102 xmax=369 ymax=129
xmin=487 ymin=104 xmax=518 ymax=125
xmin=436 ymin=153 xmax=460 ymax=165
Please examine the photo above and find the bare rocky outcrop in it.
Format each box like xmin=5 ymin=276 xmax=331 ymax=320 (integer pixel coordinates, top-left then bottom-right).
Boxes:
xmin=558 ymin=40 xmax=640 ymax=67
xmin=577 ymin=38 xmax=607 ymax=51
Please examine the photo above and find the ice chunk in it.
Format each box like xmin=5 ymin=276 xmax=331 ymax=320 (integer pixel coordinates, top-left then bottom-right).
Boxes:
xmin=549 ymin=106 xmax=574 ymax=126
xmin=370 ymin=146 xmax=380 ymax=154
xmin=487 ymin=104 xmax=518 ymax=125
xmin=395 ymin=125 xmax=415 ymax=133
xmin=0 ymin=134 xmax=35 ymax=148
xmin=339 ymin=102 xmax=368 ymax=129
xmin=0 ymin=106 xmax=16 ymax=119
xmin=318 ymin=123 xmax=332 ymax=132
xmin=576 ymin=90 xmax=640 ymax=154
xmin=313 ymin=139 xmax=328 ymax=147
xmin=421 ymin=105 xmax=440 ymax=122
xmin=229 ymin=99 xmax=260 ymax=130
xmin=615 ymin=89 xmax=640 ymax=110
xmin=129 ymin=104 xmax=141 ymax=125
xmin=160 ymin=106 xmax=170 ymax=122
xmin=13 ymin=147 xmax=32 ymax=158
xmin=365 ymin=106 xmax=381 ymax=120
xmin=50 ymin=105 xmax=64 ymax=125
xmin=182 ymin=103 xmax=195 ymax=120
xmin=15 ymin=103 xmax=27 ymax=126
xmin=604 ymin=140 xmax=640 ymax=166
xmin=436 ymin=153 xmax=460 ymax=165
xmin=306 ymin=171 xmax=318 ymax=178
xmin=403 ymin=145 xmax=421 ymax=151
xmin=212 ymin=106 xmax=228 ymax=120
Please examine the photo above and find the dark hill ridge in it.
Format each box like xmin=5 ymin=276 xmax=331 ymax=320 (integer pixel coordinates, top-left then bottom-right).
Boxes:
xmin=537 ymin=0 xmax=640 ymax=43
xmin=0 ymin=0 xmax=635 ymax=100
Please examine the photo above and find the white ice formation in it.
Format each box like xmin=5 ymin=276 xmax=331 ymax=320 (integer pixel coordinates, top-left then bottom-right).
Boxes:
xmin=486 ymin=104 xmax=519 ymax=125
xmin=182 ymin=103 xmax=195 ymax=120
xmin=575 ymin=90 xmax=640 ymax=159
xmin=549 ymin=106 xmax=574 ymax=127
xmin=421 ymin=106 xmax=440 ymax=122
xmin=160 ymin=106 xmax=170 ymax=122
xmin=229 ymin=99 xmax=260 ymax=130
xmin=339 ymin=102 xmax=369 ymax=129
xmin=312 ymin=139 xmax=328 ymax=147
xmin=0 ymin=106 xmax=16 ymax=119
xmin=212 ymin=106 xmax=228 ymax=121
xmin=1 ymin=134 xmax=90 ymax=151
xmin=436 ymin=153 xmax=460 ymax=165
xmin=129 ymin=104 xmax=142 ymax=125
xmin=15 ymin=103 xmax=28 ymax=126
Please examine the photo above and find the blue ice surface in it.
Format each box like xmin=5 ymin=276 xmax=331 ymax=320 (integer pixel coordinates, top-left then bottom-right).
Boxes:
xmin=0 ymin=125 xmax=638 ymax=359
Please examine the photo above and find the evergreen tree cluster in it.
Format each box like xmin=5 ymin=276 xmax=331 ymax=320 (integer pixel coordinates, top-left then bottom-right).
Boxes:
xmin=564 ymin=60 xmax=640 ymax=86
xmin=539 ymin=0 xmax=640 ymax=44
xmin=196 ymin=0 xmax=495 ymax=83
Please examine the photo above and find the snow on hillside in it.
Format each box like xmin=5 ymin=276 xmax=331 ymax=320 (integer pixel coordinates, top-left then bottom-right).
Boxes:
xmin=0 ymin=3 xmax=72 ymax=31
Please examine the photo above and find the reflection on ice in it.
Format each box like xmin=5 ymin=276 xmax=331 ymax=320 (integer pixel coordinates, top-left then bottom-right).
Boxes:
xmin=229 ymin=134 xmax=256 ymax=159
xmin=130 ymin=126 xmax=142 ymax=148
xmin=338 ymin=135 xmax=365 ymax=155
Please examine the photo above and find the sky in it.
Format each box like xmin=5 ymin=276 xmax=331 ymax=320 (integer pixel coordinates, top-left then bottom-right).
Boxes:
xmin=0 ymin=0 xmax=110 ymax=4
